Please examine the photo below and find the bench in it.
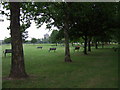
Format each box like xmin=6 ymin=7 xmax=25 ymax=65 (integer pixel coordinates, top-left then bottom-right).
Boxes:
xmin=74 ymin=46 xmax=80 ymax=51
xmin=37 ymin=47 xmax=42 ymax=49
xmin=4 ymin=49 xmax=12 ymax=57
xmin=49 ymin=48 xmax=56 ymax=52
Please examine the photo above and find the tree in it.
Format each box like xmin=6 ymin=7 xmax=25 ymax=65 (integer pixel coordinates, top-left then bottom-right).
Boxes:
xmin=29 ymin=3 xmax=73 ymax=62
xmin=9 ymin=2 xmax=28 ymax=79
xmin=109 ymin=3 xmax=120 ymax=44
xmin=31 ymin=38 xmax=37 ymax=44
xmin=88 ymin=37 xmax=92 ymax=52
xmin=2 ymin=2 xmax=31 ymax=43
xmin=49 ymin=30 xmax=59 ymax=45
xmin=69 ymin=3 xmax=93 ymax=54
xmin=4 ymin=37 xmax=11 ymax=44
xmin=55 ymin=29 xmax=64 ymax=44
xmin=91 ymin=3 xmax=118 ymax=49
xmin=69 ymin=3 xmax=117 ymax=53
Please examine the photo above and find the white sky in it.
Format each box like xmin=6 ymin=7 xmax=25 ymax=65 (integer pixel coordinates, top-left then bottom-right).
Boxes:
xmin=0 ymin=15 xmax=54 ymax=40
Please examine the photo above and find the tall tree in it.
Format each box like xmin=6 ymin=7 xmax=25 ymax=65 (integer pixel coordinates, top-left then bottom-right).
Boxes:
xmin=88 ymin=37 xmax=92 ymax=52
xmin=30 ymin=3 xmax=72 ymax=62
xmin=31 ymin=38 xmax=37 ymax=44
xmin=9 ymin=2 xmax=28 ymax=78
xmin=49 ymin=30 xmax=59 ymax=46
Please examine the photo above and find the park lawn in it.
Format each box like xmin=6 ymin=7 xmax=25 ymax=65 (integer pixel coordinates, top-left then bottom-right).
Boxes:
xmin=2 ymin=44 xmax=118 ymax=88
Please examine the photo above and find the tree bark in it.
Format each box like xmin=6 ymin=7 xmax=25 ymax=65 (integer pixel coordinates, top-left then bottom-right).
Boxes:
xmin=84 ymin=35 xmax=88 ymax=55
xmin=64 ymin=22 xmax=72 ymax=62
xmin=9 ymin=2 xmax=28 ymax=79
xmin=88 ymin=38 xmax=91 ymax=52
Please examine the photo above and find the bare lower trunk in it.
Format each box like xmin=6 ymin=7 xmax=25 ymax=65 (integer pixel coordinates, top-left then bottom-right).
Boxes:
xmin=64 ymin=22 xmax=72 ymax=62
xmin=84 ymin=35 xmax=87 ymax=55
xmin=9 ymin=2 xmax=28 ymax=79
xmin=88 ymin=38 xmax=91 ymax=52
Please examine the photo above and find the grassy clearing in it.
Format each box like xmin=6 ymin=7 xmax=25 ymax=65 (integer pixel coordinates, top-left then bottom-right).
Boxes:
xmin=2 ymin=44 xmax=118 ymax=88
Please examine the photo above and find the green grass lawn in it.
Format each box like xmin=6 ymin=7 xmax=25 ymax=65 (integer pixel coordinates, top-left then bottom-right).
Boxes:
xmin=2 ymin=44 xmax=118 ymax=88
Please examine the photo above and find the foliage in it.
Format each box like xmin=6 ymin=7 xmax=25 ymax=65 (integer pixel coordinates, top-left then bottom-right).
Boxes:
xmin=31 ymin=38 xmax=37 ymax=44
xmin=2 ymin=2 xmax=119 ymax=44
xmin=22 ymin=31 xmax=28 ymax=42
xmin=4 ymin=37 xmax=11 ymax=44
xmin=49 ymin=30 xmax=59 ymax=43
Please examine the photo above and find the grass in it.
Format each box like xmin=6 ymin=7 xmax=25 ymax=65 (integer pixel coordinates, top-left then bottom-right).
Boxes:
xmin=2 ymin=44 xmax=118 ymax=88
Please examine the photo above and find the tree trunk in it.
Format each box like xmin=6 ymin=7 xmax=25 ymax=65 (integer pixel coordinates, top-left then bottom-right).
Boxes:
xmin=102 ymin=42 xmax=104 ymax=48
xmin=64 ymin=22 xmax=72 ymax=62
xmin=95 ymin=41 xmax=98 ymax=49
xmin=56 ymin=42 xmax=57 ymax=46
xmin=71 ymin=42 xmax=74 ymax=47
xmin=9 ymin=2 xmax=28 ymax=79
xmin=84 ymin=35 xmax=88 ymax=55
xmin=88 ymin=38 xmax=91 ymax=52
